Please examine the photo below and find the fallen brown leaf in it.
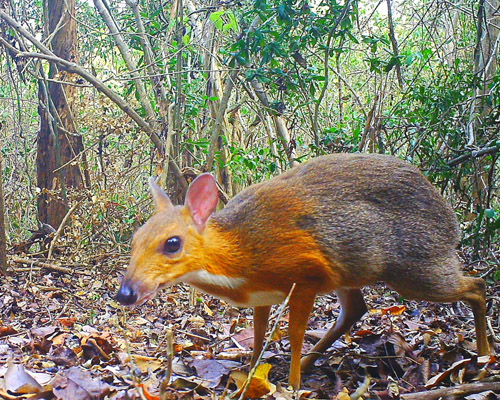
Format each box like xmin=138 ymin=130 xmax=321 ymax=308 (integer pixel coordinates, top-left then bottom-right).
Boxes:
xmin=231 ymin=363 xmax=276 ymax=399
xmin=425 ymin=358 xmax=471 ymax=388
xmin=120 ymin=353 xmax=163 ymax=373
xmin=0 ymin=327 xmax=17 ymax=338
xmin=4 ymin=362 xmax=43 ymax=395
xmin=52 ymin=366 xmax=113 ymax=399
xmin=57 ymin=318 xmax=76 ymax=328
xmin=189 ymin=359 xmax=231 ymax=388
xmin=233 ymin=327 xmax=254 ymax=349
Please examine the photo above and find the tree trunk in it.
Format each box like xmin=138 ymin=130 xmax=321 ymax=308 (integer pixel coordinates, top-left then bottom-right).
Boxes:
xmin=470 ymin=0 xmax=499 ymax=205
xmin=467 ymin=0 xmax=500 ymax=252
xmin=0 ymin=154 xmax=7 ymax=275
xmin=37 ymin=0 xmax=88 ymax=229
xmin=476 ymin=0 xmax=499 ymax=117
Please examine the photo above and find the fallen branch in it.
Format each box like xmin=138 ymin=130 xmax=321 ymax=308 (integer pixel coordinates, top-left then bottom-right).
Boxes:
xmin=11 ymin=256 xmax=91 ymax=276
xmin=401 ymin=382 xmax=500 ymax=400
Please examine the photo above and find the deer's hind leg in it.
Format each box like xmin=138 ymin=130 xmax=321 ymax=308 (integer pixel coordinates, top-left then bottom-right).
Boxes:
xmin=389 ymin=256 xmax=490 ymax=356
xmin=301 ymin=288 xmax=367 ymax=372
xmin=458 ymin=276 xmax=489 ymax=355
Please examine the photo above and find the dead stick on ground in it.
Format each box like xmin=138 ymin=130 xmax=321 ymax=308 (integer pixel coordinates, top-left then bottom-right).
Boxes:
xmin=160 ymin=329 xmax=174 ymax=400
xmin=48 ymin=201 xmax=82 ymax=260
xmin=119 ymin=309 xmax=149 ymax=400
xmin=11 ymin=256 xmax=90 ymax=276
xmin=237 ymin=283 xmax=296 ymax=400
xmin=350 ymin=375 xmax=371 ymax=400
xmin=401 ymin=382 xmax=500 ymax=400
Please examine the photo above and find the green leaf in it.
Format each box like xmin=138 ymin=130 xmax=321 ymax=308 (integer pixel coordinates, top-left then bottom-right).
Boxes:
xmin=210 ymin=10 xmax=225 ymax=31
xmin=223 ymin=11 xmax=239 ymax=32
xmin=406 ymin=52 xmax=415 ymax=66
xmin=422 ymin=48 xmax=433 ymax=59
xmin=346 ymin=30 xmax=359 ymax=44
xmin=245 ymin=70 xmax=257 ymax=81
xmin=384 ymin=55 xmax=401 ymax=72
xmin=485 ymin=209 xmax=497 ymax=218
xmin=277 ymin=3 xmax=291 ymax=22
xmin=236 ymin=53 xmax=249 ymax=65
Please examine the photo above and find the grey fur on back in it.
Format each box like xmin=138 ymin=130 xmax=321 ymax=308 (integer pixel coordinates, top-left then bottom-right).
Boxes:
xmin=213 ymin=154 xmax=461 ymax=291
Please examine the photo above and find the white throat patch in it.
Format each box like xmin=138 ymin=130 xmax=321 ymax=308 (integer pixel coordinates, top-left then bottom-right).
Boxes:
xmin=239 ymin=291 xmax=286 ymax=307
xmin=180 ymin=270 xmax=246 ymax=289
xmin=175 ymin=271 xmax=286 ymax=308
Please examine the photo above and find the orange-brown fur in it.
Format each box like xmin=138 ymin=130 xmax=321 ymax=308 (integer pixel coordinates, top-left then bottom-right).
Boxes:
xmin=126 ymin=205 xmax=340 ymax=305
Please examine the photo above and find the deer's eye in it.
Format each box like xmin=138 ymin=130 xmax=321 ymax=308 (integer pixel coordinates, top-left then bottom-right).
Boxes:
xmin=163 ymin=236 xmax=182 ymax=254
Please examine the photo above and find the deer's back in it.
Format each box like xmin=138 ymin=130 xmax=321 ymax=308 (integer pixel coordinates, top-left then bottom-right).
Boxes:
xmin=213 ymin=154 xmax=460 ymax=287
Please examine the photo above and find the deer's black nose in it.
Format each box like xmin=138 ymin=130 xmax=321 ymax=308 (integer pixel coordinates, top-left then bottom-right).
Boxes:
xmin=116 ymin=282 xmax=138 ymax=305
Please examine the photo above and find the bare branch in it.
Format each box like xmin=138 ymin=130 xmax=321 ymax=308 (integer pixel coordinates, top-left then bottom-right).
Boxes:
xmin=92 ymin=0 xmax=156 ymax=122
xmin=47 ymin=201 xmax=81 ymax=260
xmin=386 ymin=0 xmax=404 ymax=88
xmin=447 ymin=145 xmax=499 ymax=167
xmin=206 ymin=68 xmax=240 ymax=171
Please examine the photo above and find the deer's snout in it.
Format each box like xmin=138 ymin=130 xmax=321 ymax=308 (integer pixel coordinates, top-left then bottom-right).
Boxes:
xmin=115 ymin=280 xmax=138 ymax=305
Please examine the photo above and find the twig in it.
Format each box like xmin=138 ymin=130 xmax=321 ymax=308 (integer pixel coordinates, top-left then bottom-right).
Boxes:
xmin=11 ymin=267 xmax=42 ymax=272
xmin=237 ymin=283 xmax=296 ymax=400
xmin=350 ymin=375 xmax=371 ymax=400
xmin=400 ymin=382 xmax=500 ymax=400
xmin=312 ymin=0 xmax=353 ymax=148
xmin=173 ymin=328 xmax=211 ymax=342
xmin=386 ymin=0 xmax=403 ymax=89
xmin=487 ymin=317 xmax=500 ymax=342
xmin=120 ymin=309 xmax=147 ymax=400
xmin=11 ymin=256 xmax=91 ymax=276
xmin=87 ymin=338 xmax=112 ymax=360
xmin=47 ymin=201 xmax=81 ymax=259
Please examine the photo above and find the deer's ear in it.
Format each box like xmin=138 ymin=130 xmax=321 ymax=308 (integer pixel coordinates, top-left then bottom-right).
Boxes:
xmin=185 ymin=173 xmax=219 ymax=231
xmin=149 ymin=177 xmax=174 ymax=213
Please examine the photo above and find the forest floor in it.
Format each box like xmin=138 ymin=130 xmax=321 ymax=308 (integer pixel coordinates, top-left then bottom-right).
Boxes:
xmin=1 ymin=249 xmax=500 ymax=400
